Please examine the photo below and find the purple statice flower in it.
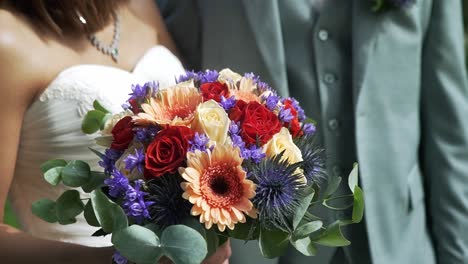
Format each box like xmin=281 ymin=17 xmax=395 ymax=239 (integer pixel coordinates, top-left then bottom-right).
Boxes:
xmin=220 ymin=96 xmax=237 ymax=111
xmin=257 ymin=80 xmax=272 ymax=93
xmin=241 ymin=145 xmax=266 ymax=164
xmin=123 ymin=148 xmax=145 ymax=174
xmin=128 ymin=83 xmax=146 ymax=101
xmin=200 ymin=70 xmax=219 ymax=84
xmin=112 ymin=251 xmax=128 ymax=264
xmin=123 ymin=180 xmax=154 ymax=224
xmin=249 ymin=155 xmax=305 ymax=232
xmin=289 ymin=98 xmax=306 ymax=122
xmin=263 ymin=94 xmax=279 ymax=111
xmin=229 ymin=122 xmax=246 ymax=149
xmin=303 ymin=123 xmax=316 ymax=136
xmin=99 ymin=149 xmax=123 ymax=174
xmin=135 ymin=126 xmax=159 ymax=143
xmin=278 ymin=107 xmax=294 ymax=123
xmin=104 ymin=169 xmax=129 ymax=198
xmin=389 ymin=0 xmax=415 ymax=8
xmin=189 ymin=132 xmax=210 ymax=152
xmin=121 ymin=103 xmax=131 ymax=110
xmin=177 ymin=70 xmax=201 ymax=83
xmin=244 ymin=72 xmax=260 ymax=84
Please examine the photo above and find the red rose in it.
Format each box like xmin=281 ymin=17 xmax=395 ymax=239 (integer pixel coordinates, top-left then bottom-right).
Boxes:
xmin=285 ymin=118 xmax=303 ymax=138
xmin=240 ymin=101 xmax=282 ymax=146
xmin=111 ymin=116 xmax=134 ymax=150
xmin=145 ymin=126 xmax=194 ymax=178
xmin=229 ymin=100 xmax=248 ymax=123
xmin=200 ymin=82 xmax=230 ymax=102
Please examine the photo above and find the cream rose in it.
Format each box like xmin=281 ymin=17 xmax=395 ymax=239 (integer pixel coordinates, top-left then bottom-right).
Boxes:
xmin=191 ymin=100 xmax=230 ymax=145
xmin=218 ymin=68 xmax=242 ymax=84
xmin=263 ymin=127 xmax=306 ymax=183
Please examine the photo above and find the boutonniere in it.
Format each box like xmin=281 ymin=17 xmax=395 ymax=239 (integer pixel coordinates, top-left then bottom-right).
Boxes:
xmin=372 ymin=0 xmax=415 ymax=12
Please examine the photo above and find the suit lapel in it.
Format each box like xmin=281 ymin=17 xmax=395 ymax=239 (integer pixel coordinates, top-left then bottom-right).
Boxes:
xmin=352 ymin=1 xmax=380 ymax=106
xmin=241 ymin=0 xmax=288 ymax=96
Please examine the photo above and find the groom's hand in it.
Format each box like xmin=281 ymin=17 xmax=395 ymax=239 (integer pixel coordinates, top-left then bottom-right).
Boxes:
xmin=202 ymin=240 xmax=231 ymax=264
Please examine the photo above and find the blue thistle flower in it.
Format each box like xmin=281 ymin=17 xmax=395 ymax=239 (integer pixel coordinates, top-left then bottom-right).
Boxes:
xmin=112 ymin=251 xmax=128 ymax=264
xmin=123 ymin=148 xmax=145 ymax=174
xmin=104 ymin=169 xmax=129 ymax=198
xmin=200 ymin=70 xmax=219 ymax=84
xmin=146 ymin=175 xmax=192 ymax=228
xmin=249 ymin=153 xmax=305 ymax=232
xmin=189 ymin=132 xmax=210 ymax=152
xmin=99 ymin=149 xmax=123 ymax=175
xmin=122 ymin=180 xmax=153 ymax=224
xmin=294 ymin=135 xmax=326 ymax=185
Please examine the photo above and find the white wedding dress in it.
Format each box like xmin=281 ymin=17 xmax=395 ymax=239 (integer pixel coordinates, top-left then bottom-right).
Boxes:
xmin=8 ymin=46 xmax=185 ymax=247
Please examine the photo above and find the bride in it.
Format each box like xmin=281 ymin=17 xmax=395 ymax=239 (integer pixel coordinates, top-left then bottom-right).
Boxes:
xmin=0 ymin=0 xmax=230 ymax=263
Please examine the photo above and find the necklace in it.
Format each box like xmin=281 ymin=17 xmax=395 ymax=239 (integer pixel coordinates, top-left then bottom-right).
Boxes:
xmin=80 ymin=12 xmax=121 ymax=62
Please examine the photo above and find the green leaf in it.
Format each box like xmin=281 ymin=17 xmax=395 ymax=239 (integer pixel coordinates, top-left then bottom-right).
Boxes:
xmin=92 ymin=228 xmax=109 ymax=237
xmin=312 ymin=221 xmax=350 ymax=247
xmin=324 ymin=176 xmax=342 ymax=198
xmin=112 ymin=225 xmax=162 ymax=264
xmin=259 ymin=228 xmax=290 ymax=258
xmin=292 ymin=221 xmax=323 ymax=241
xmin=61 ymin=160 xmax=91 ymax=187
xmin=205 ymin=228 xmax=220 ymax=256
xmin=44 ymin=167 xmax=63 ymax=186
xmin=161 ymin=225 xmax=208 ymax=264
xmin=93 ymin=100 xmax=110 ymax=114
xmin=290 ymin=236 xmax=317 ymax=256
xmin=84 ymin=201 xmax=100 ymax=227
xmin=352 ymin=186 xmax=365 ymax=223
xmin=82 ymin=110 xmax=107 ymax=134
xmin=227 ymin=217 xmax=259 ymax=240
xmin=348 ymin=163 xmax=359 ymax=194
xmin=40 ymin=159 xmax=67 ymax=173
xmin=82 ymin=171 xmax=107 ymax=193
xmin=91 ymin=189 xmax=128 ymax=233
xmin=88 ymin=148 xmax=105 ymax=159
xmin=56 ymin=190 xmax=84 ymax=224
xmin=292 ymin=187 xmax=315 ymax=229
xmin=31 ymin=199 xmax=58 ymax=223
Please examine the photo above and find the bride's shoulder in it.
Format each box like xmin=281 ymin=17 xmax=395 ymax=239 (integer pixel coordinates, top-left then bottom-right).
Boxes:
xmin=0 ymin=10 xmax=44 ymax=104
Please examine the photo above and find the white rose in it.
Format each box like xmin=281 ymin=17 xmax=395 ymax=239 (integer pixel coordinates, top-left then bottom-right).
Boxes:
xmin=191 ymin=100 xmax=230 ymax=145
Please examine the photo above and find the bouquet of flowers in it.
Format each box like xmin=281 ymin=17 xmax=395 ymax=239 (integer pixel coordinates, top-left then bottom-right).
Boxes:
xmin=32 ymin=69 xmax=364 ymax=264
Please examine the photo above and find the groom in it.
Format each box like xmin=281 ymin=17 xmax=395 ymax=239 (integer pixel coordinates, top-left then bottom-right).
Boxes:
xmin=156 ymin=1 xmax=468 ymax=263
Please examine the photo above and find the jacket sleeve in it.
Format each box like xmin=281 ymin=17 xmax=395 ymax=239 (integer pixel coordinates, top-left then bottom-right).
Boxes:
xmin=421 ymin=1 xmax=468 ymax=262
xmin=155 ymin=0 xmax=202 ymax=70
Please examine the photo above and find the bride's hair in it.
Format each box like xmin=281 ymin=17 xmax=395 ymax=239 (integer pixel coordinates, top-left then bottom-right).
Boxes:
xmin=9 ymin=0 xmax=128 ymax=35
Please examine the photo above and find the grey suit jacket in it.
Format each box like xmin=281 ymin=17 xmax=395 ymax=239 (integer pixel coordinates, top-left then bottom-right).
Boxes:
xmin=157 ymin=1 xmax=468 ymax=263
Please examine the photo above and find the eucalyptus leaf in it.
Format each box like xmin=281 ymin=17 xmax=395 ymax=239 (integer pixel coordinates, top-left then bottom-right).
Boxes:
xmin=91 ymin=189 xmax=128 ymax=233
xmin=112 ymin=225 xmax=162 ymax=264
xmin=312 ymin=221 xmax=350 ymax=247
xmin=291 ymin=236 xmax=317 ymax=256
xmin=348 ymin=163 xmax=359 ymax=194
xmin=92 ymin=228 xmax=109 ymax=237
xmin=292 ymin=187 xmax=315 ymax=229
xmin=352 ymin=186 xmax=365 ymax=223
xmin=292 ymin=221 xmax=323 ymax=241
xmin=40 ymin=159 xmax=67 ymax=173
xmin=84 ymin=201 xmax=100 ymax=227
xmin=93 ymin=100 xmax=110 ymax=114
xmin=161 ymin=225 xmax=208 ymax=264
xmin=44 ymin=167 xmax=63 ymax=186
xmin=82 ymin=171 xmax=107 ymax=193
xmin=324 ymin=176 xmax=342 ymax=198
xmin=82 ymin=110 xmax=107 ymax=134
xmin=259 ymin=228 xmax=290 ymax=258
xmin=56 ymin=190 xmax=84 ymax=224
xmin=31 ymin=199 xmax=58 ymax=223
xmin=62 ymin=160 xmax=91 ymax=187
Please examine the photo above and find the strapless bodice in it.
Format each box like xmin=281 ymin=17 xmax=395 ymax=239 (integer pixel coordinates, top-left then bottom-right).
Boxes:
xmin=8 ymin=46 xmax=185 ymax=247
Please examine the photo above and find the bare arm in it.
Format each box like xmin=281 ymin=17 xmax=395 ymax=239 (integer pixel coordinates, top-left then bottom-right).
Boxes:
xmin=0 ymin=21 xmax=114 ymax=264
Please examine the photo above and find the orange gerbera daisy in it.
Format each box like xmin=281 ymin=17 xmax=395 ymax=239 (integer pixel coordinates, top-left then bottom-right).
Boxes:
xmin=134 ymin=81 xmax=202 ymax=126
xmin=179 ymin=145 xmax=257 ymax=231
